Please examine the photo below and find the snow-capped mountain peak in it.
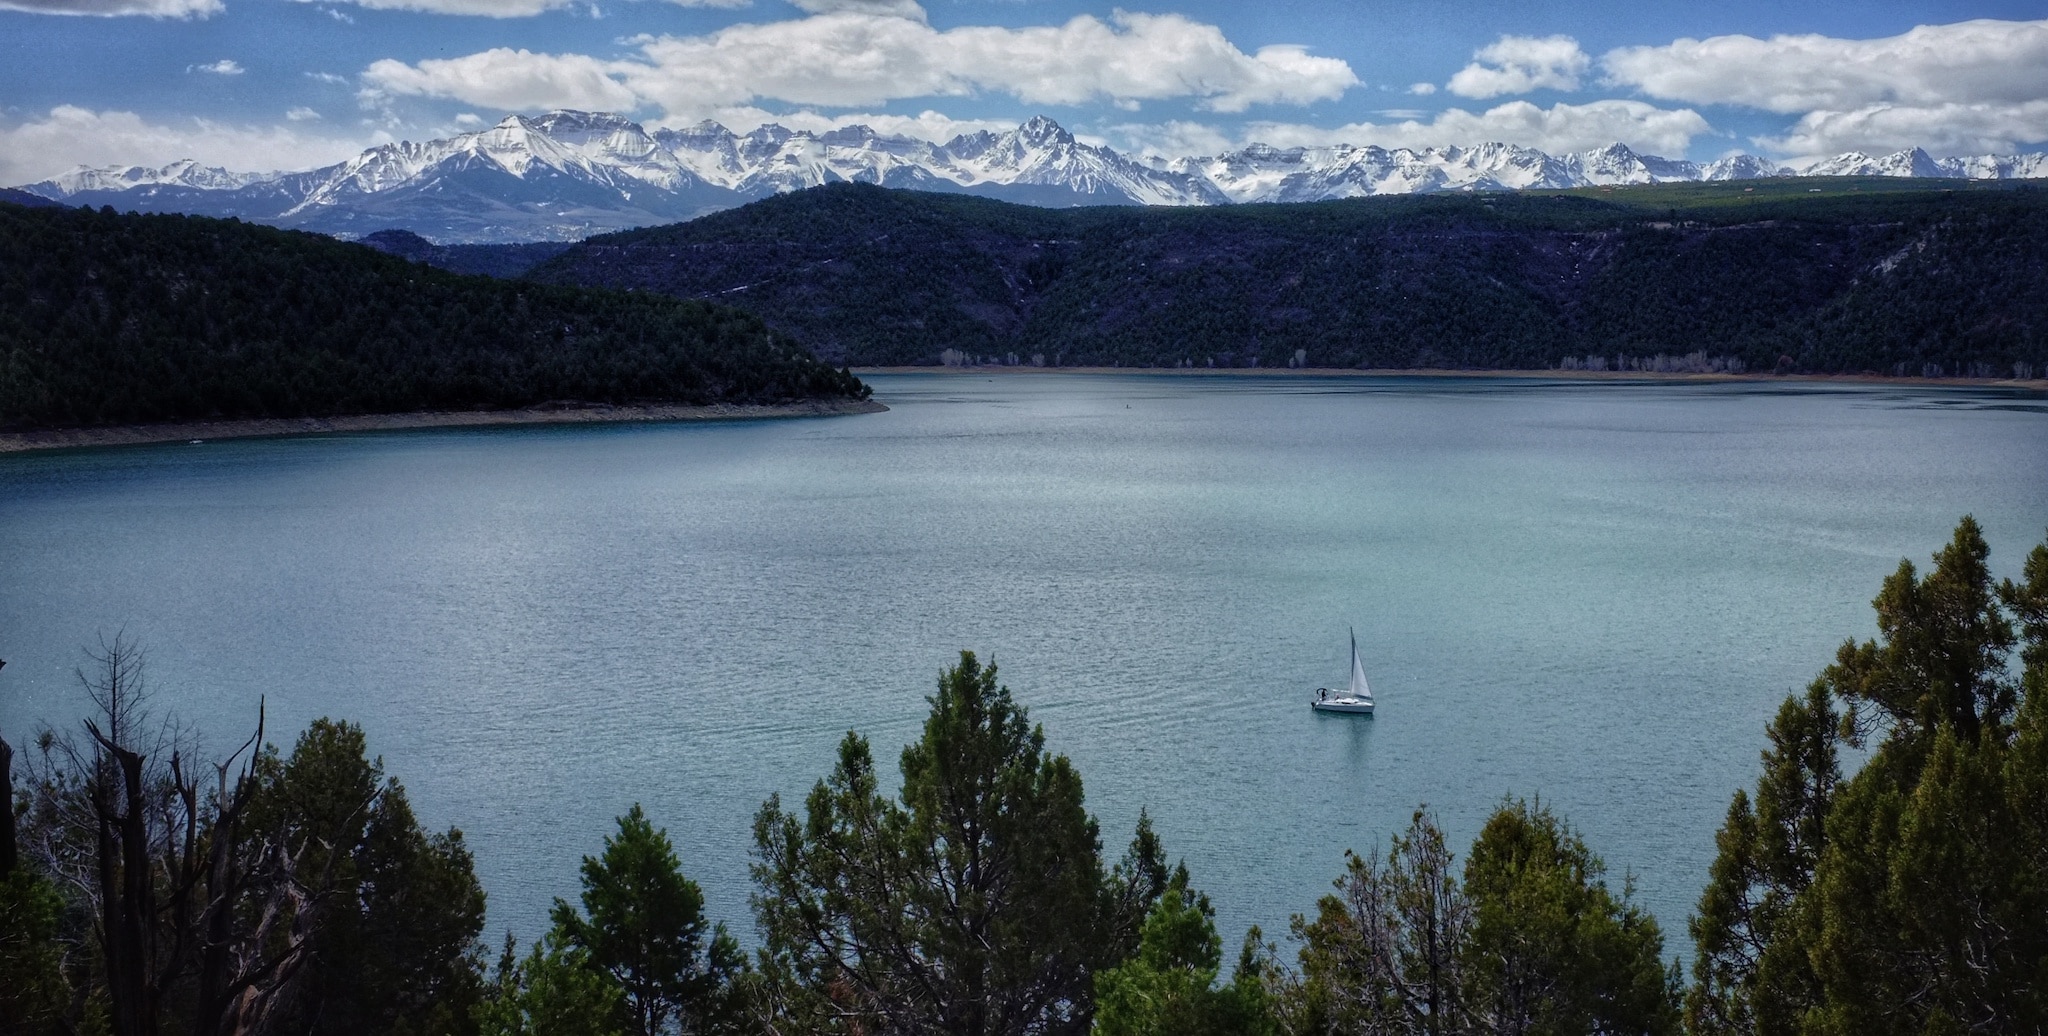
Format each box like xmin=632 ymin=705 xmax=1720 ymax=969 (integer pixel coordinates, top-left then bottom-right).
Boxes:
xmin=29 ymin=159 xmax=265 ymax=196
xmin=1016 ymin=114 xmax=1074 ymax=148
xmin=14 ymin=111 xmax=2047 ymax=244
xmin=1800 ymin=146 xmax=1946 ymax=179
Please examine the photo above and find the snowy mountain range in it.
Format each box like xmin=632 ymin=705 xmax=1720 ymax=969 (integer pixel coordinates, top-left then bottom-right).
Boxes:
xmin=16 ymin=111 xmax=2048 ymax=243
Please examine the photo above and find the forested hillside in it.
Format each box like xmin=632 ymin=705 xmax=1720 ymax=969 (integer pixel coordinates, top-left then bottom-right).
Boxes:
xmin=0 ymin=202 xmax=867 ymax=431
xmin=358 ymin=229 xmax=571 ymax=279
xmin=530 ymin=180 xmax=2048 ymax=374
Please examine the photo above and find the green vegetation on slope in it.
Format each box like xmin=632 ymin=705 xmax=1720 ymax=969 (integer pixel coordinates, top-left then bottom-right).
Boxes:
xmin=358 ymin=229 xmax=572 ymax=280
xmin=0 ymin=202 xmax=867 ymax=431
xmin=530 ymin=181 xmax=2048 ymax=374
xmin=1687 ymin=517 xmax=2048 ymax=1035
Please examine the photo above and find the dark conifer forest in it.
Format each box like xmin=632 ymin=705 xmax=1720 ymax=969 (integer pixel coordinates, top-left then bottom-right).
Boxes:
xmin=4 ymin=518 xmax=2045 ymax=1035
xmin=528 ymin=181 xmax=2048 ymax=375
xmin=0 ymin=202 xmax=867 ymax=432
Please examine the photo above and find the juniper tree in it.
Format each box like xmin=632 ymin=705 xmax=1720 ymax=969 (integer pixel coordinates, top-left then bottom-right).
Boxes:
xmin=1290 ymin=809 xmax=1472 ymax=1036
xmin=750 ymin=651 xmax=1168 ymax=1036
xmin=1460 ymin=799 xmax=1679 ymax=1036
xmin=475 ymin=931 xmax=627 ymax=1036
xmin=1093 ymin=871 xmax=1272 ymax=1036
xmin=550 ymin=804 xmax=746 ymax=1036
xmin=1688 ymin=518 xmax=2048 ymax=1035
xmin=1686 ymin=684 xmax=1839 ymax=1036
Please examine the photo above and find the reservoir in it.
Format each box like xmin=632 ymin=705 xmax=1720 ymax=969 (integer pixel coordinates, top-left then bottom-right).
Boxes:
xmin=4 ymin=372 xmax=2045 ymax=955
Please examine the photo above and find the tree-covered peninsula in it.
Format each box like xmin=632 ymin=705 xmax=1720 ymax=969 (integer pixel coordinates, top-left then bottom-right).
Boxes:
xmin=528 ymin=180 xmax=2048 ymax=376
xmin=4 ymin=518 xmax=2044 ymax=1035
xmin=0 ymin=202 xmax=868 ymax=432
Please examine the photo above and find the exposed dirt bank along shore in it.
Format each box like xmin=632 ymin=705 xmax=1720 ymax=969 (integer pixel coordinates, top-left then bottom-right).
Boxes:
xmin=0 ymin=398 xmax=889 ymax=454
xmin=853 ymin=367 xmax=2048 ymax=390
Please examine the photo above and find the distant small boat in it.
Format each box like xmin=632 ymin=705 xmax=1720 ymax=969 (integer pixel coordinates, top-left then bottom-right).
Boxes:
xmin=1312 ymin=628 xmax=1375 ymax=714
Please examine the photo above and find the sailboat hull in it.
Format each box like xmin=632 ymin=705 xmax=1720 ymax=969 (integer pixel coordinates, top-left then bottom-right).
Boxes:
xmin=1311 ymin=695 xmax=1374 ymax=714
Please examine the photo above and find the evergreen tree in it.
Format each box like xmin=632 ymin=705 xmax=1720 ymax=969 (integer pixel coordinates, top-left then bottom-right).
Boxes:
xmin=550 ymin=804 xmax=746 ymax=1036
xmin=1685 ymin=683 xmax=1839 ymax=1035
xmin=1690 ymin=518 xmax=2048 ymax=1035
xmin=0 ymin=866 xmax=68 ymax=1034
xmin=476 ymin=931 xmax=627 ymax=1036
xmin=1289 ymin=809 xmax=1472 ymax=1035
xmin=1805 ymin=520 xmax=2048 ymax=1034
xmin=1093 ymin=873 xmax=1272 ymax=1036
xmin=750 ymin=651 xmax=1168 ymax=1035
xmin=1277 ymin=802 xmax=1674 ymax=1036
xmin=1 ymin=711 xmax=67 ymax=1034
xmin=1460 ymin=799 xmax=1679 ymax=1036
xmin=342 ymin=781 xmax=491 ymax=1036
xmin=246 ymin=719 xmax=489 ymax=1036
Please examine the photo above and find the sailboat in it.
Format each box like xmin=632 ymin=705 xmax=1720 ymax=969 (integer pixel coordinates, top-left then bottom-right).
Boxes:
xmin=1311 ymin=628 xmax=1375 ymax=714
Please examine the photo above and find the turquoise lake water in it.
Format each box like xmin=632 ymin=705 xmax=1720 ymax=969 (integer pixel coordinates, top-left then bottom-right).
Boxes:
xmin=4 ymin=373 xmax=2046 ymax=960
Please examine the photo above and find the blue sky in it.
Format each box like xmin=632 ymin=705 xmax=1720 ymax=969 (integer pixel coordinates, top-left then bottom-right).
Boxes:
xmin=3 ymin=0 xmax=2046 ymax=183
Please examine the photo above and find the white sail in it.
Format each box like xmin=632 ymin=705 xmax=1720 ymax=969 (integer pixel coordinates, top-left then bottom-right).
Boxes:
xmin=1348 ymin=628 xmax=1372 ymax=701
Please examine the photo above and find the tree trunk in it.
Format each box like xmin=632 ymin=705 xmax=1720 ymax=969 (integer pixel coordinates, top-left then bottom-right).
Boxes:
xmin=1 ymin=735 xmax=15 ymax=877
xmin=115 ymin=745 xmax=159 ymax=1036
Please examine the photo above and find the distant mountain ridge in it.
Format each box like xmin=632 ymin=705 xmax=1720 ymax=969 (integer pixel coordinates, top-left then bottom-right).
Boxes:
xmin=16 ymin=111 xmax=2048 ymax=243
xmin=527 ymin=181 xmax=2048 ymax=375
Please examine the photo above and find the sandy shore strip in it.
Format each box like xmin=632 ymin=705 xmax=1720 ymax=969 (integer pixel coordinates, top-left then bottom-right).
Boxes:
xmin=0 ymin=398 xmax=889 ymax=454
xmin=852 ymin=366 xmax=2048 ymax=390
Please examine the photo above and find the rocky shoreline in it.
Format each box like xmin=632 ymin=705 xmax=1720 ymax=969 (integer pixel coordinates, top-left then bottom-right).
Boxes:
xmin=853 ymin=366 xmax=2048 ymax=390
xmin=0 ymin=398 xmax=889 ymax=454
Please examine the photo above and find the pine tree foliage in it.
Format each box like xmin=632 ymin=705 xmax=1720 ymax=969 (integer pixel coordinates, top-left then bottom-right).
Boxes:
xmin=1688 ymin=518 xmax=2048 ymax=1035
xmin=0 ymin=201 xmax=868 ymax=430
xmin=1278 ymin=803 xmax=1675 ymax=1036
xmin=531 ymin=181 xmax=2048 ymax=373
xmin=10 ymin=656 xmax=488 ymax=1036
xmin=1685 ymin=682 xmax=1840 ymax=1036
xmin=242 ymin=719 xmax=490 ymax=1036
xmin=550 ymin=804 xmax=747 ymax=1036
xmin=1093 ymin=874 xmax=1273 ymax=1036
xmin=476 ymin=931 xmax=628 ymax=1036
xmin=1290 ymin=809 xmax=1473 ymax=1035
xmin=749 ymin=651 xmax=1168 ymax=1036
xmin=0 ymin=866 xmax=69 ymax=1034
xmin=1460 ymin=800 xmax=1679 ymax=1036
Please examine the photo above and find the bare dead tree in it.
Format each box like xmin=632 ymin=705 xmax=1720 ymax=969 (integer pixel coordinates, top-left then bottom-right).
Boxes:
xmin=3 ymin=655 xmax=16 ymax=876
xmin=1290 ymin=808 xmax=1473 ymax=1036
xmin=17 ymin=635 xmax=296 ymax=1036
xmin=16 ymin=640 xmax=487 ymax=1036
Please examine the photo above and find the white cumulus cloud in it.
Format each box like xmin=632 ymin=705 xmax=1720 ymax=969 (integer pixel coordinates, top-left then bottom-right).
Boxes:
xmin=1763 ymin=101 xmax=2048 ymax=159
xmin=325 ymin=0 xmax=567 ymax=16
xmin=785 ymin=0 xmax=921 ymax=16
xmin=312 ymin=0 xmax=741 ymax=15
xmin=1602 ymin=19 xmax=2048 ymax=113
xmin=360 ymin=10 xmax=1355 ymax=117
xmin=0 ymin=0 xmax=219 ymax=16
xmin=625 ymin=9 xmax=1359 ymax=113
xmin=1447 ymin=35 xmax=1589 ymax=99
xmin=364 ymin=48 xmax=640 ymax=111
xmin=189 ymin=59 xmax=244 ymax=75
xmin=633 ymin=11 xmax=1344 ymax=113
xmin=0 ymin=106 xmax=383 ymax=186
xmin=286 ymin=106 xmax=322 ymax=121
xmin=1603 ymin=18 xmax=2048 ymax=157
